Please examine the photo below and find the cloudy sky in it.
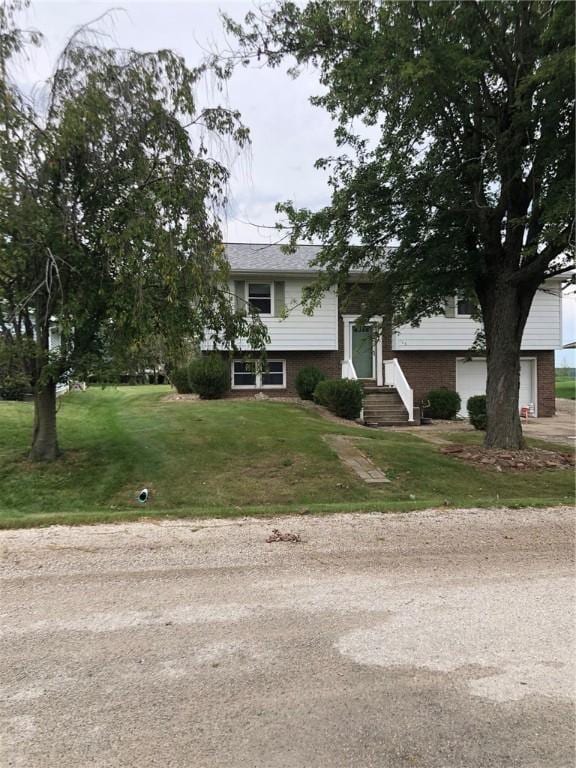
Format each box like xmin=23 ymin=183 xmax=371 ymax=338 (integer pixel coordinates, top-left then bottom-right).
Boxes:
xmin=17 ymin=0 xmax=337 ymax=245
xmin=13 ymin=1 xmax=576 ymax=359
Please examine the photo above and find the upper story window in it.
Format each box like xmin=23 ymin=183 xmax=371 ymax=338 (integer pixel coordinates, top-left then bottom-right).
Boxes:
xmin=248 ymin=283 xmax=272 ymax=315
xmin=456 ymin=296 xmax=475 ymax=317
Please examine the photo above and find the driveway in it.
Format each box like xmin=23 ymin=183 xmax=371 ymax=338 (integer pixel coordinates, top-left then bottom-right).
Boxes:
xmin=522 ymin=398 xmax=576 ymax=447
xmin=398 ymin=397 xmax=575 ymax=448
xmin=1 ymin=507 xmax=574 ymax=767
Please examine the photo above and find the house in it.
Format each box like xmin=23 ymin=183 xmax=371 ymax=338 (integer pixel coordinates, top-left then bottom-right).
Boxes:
xmin=207 ymin=243 xmax=564 ymax=425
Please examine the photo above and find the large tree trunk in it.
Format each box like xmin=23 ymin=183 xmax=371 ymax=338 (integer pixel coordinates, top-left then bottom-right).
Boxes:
xmin=29 ymin=380 xmax=60 ymax=461
xmin=481 ymin=279 xmax=538 ymax=449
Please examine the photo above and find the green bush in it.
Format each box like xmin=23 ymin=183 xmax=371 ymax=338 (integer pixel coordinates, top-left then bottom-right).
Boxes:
xmin=313 ymin=379 xmax=363 ymax=420
xmin=170 ymin=365 xmax=194 ymax=394
xmin=467 ymin=394 xmax=487 ymax=430
xmin=0 ymin=371 xmax=30 ymax=401
xmin=426 ymin=388 xmax=461 ymax=420
xmin=188 ymin=354 xmax=230 ymax=399
xmin=295 ymin=366 xmax=326 ymax=400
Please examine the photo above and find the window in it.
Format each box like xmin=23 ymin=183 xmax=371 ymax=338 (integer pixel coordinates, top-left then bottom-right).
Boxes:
xmin=248 ymin=283 xmax=272 ymax=314
xmin=457 ymin=296 xmax=475 ymax=317
xmin=232 ymin=359 xmax=285 ymax=389
xmin=232 ymin=360 xmax=256 ymax=387
xmin=261 ymin=361 xmax=284 ymax=387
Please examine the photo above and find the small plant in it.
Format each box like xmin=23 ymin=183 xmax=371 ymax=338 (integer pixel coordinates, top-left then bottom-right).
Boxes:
xmin=467 ymin=394 xmax=487 ymax=430
xmin=313 ymin=379 xmax=363 ymax=420
xmin=295 ymin=366 xmax=326 ymax=400
xmin=188 ymin=354 xmax=230 ymax=399
xmin=426 ymin=388 xmax=461 ymax=420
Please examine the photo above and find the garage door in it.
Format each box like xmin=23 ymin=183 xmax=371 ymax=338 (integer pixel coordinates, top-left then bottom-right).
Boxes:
xmin=456 ymin=358 xmax=536 ymax=417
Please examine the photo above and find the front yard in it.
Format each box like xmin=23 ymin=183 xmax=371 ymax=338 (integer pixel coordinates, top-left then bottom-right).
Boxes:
xmin=0 ymin=385 xmax=573 ymax=527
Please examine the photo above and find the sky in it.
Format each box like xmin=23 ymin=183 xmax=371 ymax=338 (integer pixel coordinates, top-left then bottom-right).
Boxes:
xmin=12 ymin=1 xmax=576 ymax=362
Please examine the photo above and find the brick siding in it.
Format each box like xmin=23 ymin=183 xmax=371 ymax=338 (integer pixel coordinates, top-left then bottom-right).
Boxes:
xmin=534 ymin=350 xmax=555 ymax=417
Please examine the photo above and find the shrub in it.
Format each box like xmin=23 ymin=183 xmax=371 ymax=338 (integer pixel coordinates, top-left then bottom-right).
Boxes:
xmin=313 ymin=379 xmax=363 ymax=420
xmin=295 ymin=366 xmax=326 ymax=400
xmin=426 ymin=388 xmax=461 ymax=420
xmin=0 ymin=371 xmax=30 ymax=401
xmin=188 ymin=354 xmax=230 ymax=399
xmin=467 ymin=394 xmax=487 ymax=430
xmin=170 ymin=365 xmax=194 ymax=394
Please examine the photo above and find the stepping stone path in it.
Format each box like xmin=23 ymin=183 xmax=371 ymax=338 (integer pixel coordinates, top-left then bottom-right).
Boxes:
xmin=324 ymin=435 xmax=390 ymax=484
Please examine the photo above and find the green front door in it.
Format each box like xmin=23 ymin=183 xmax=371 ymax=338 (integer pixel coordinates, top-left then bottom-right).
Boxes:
xmin=352 ymin=325 xmax=374 ymax=378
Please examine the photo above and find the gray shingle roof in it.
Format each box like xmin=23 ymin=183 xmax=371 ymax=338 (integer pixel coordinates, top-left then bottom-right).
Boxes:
xmin=224 ymin=243 xmax=323 ymax=273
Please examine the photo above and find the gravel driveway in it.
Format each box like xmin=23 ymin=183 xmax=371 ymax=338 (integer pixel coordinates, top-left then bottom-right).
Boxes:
xmin=1 ymin=507 xmax=574 ymax=767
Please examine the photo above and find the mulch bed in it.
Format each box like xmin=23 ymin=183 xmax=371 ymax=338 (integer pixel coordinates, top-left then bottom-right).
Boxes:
xmin=441 ymin=444 xmax=575 ymax=471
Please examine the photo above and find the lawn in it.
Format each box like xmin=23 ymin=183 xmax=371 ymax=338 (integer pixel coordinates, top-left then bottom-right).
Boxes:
xmin=556 ymin=374 xmax=576 ymax=400
xmin=0 ymin=385 xmax=572 ymax=527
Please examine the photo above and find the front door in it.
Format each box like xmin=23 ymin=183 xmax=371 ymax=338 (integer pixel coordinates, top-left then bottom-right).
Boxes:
xmin=351 ymin=325 xmax=374 ymax=379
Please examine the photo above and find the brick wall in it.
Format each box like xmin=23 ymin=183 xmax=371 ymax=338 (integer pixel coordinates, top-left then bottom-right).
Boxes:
xmin=395 ymin=351 xmax=457 ymax=408
xmin=535 ymin=350 xmax=555 ymax=417
xmin=395 ymin=350 xmax=555 ymax=417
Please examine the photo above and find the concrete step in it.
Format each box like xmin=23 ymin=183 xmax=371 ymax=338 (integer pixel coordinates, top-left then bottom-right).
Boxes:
xmin=364 ymin=403 xmax=407 ymax=412
xmin=365 ymin=420 xmax=412 ymax=427
xmin=364 ymin=393 xmax=404 ymax=401
xmin=364 ymin=412 xmax=408 ymax=421
xmin=365 ymin=416 xmax=409 ymax=424
xmin=364 ymin=406 xmax=409 ymax=415
xmin=364 ymin=396 xmax=404 ymax=405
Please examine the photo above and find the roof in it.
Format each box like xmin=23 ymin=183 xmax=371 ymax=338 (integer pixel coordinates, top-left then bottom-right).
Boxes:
xmin=224 ymin=243 xmax=324 ymax=273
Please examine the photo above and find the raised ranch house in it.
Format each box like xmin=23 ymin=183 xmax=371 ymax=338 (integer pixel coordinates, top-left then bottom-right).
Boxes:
xmin=204 ymin=243 xmax=565 ymax=426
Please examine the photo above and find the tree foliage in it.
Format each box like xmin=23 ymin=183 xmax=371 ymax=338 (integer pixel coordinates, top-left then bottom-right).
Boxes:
xmin=223 ymin=0 xmax=575 ymax=448
xmin=0 ymin=2 xmax=266 ymax=459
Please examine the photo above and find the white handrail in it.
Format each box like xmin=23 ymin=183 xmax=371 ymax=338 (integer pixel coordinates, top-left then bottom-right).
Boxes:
xmin=341 ymin=359 xmax=363 ymax=421
xmin=341 ymin=359 xmax=358 ymax=380
xmin=383 ymin=358 xmax=414 ymax=422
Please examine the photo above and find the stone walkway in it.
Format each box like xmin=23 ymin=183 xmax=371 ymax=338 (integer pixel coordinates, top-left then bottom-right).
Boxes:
xmin=324 ymin=434 xmax=390 ymax=484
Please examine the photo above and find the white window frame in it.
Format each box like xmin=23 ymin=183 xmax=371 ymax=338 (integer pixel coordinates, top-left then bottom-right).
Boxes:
xmin=246 ymin=282 xmax=274 ymax=317
xmin=232 ymin=359 xmax=286 ymax=390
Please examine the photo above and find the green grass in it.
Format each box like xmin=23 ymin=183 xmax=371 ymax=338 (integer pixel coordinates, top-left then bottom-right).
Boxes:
xmin=556 ymin=374 xmax=576 ymax=400
xmin=0 ymin=385 xmax=572 ymax=528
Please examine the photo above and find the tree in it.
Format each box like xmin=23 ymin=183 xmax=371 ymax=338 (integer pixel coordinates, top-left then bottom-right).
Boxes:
xmin=223 ymin=0 xmax=575 ymax=448
xmin=0 ymin=2 xmax=266 ymax=460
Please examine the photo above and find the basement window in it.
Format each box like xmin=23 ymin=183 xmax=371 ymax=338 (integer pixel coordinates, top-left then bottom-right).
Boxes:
xmin=232 ymin=360 xmax=285 ymax=389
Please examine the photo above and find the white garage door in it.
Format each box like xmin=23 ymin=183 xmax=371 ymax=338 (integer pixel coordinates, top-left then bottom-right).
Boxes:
xmin=456 ymin=358 xmax=536 ymax=417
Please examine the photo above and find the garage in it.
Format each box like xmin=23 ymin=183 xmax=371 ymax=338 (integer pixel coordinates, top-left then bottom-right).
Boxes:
xmin=456 ymin=358 xmax=537 ymax=417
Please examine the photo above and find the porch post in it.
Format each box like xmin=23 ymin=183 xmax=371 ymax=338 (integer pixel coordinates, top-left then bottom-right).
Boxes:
xmin=375 ymin=325 xmax=383 ymax=386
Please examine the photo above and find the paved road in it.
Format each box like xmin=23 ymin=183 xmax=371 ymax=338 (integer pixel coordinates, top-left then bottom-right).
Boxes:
xmin=1 ymin=507 xmax=574 ymax=767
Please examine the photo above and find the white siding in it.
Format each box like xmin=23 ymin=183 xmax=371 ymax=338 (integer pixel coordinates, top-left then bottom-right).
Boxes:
xmin=392 ymin=280 xmax=562 ymax=351
xmin=204 ymin=277 xmax=339 ymax=351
